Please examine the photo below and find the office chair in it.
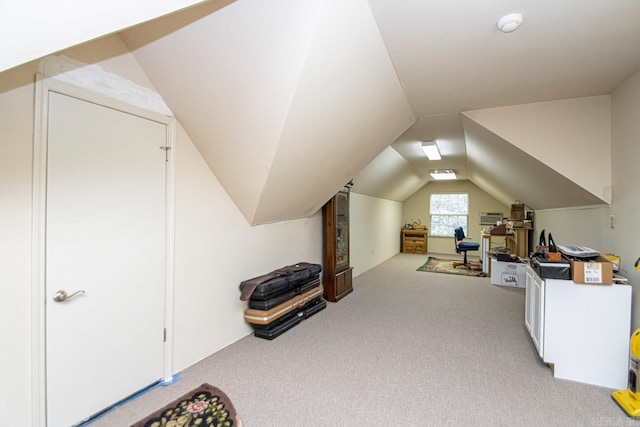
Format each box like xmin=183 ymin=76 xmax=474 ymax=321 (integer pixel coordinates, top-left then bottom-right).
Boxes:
xmin=453 ymin=226 xmax=481 ymax=269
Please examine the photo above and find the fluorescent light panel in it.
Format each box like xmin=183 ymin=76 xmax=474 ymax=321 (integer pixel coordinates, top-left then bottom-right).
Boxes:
xmin=430 ymin=169 xmax=457 ymax=180
xmin=421 ymin=141 xmax=441 ymax=160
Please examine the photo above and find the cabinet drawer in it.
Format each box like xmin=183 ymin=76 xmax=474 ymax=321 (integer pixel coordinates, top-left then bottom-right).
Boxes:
xmin=403 ymin=241 xmax=426 ymax=253
xmin=401 ymin=230 xmax=428 ymax=254
xmin=406 ymin=238 xmax=423 ymax=244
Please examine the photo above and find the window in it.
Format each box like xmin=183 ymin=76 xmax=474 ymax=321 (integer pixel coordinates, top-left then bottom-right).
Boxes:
xmin=430 ymin=193 xmax=469 ymax=237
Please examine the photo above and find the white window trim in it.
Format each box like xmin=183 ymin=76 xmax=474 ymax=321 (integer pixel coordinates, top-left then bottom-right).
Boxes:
xmin=429 ymin=192 xmax=469 ymax=237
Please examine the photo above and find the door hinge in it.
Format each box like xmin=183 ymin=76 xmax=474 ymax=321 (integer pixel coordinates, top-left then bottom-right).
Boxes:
xmin=159 ymin=146 xmax=172 ymax=162
xmin=163 ymin=328 xmax=167 ymax=342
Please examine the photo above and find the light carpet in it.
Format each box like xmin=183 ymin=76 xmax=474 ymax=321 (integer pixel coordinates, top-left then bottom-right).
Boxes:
xmin=92 ymin=253 xmax=625 ymax=427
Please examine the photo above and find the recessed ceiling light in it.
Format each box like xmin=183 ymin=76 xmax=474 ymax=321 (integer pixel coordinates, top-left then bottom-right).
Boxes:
xmin=421 ymin=141 xmax=441 ymax=160
xmin=497 ymin=13 xmax=523 ymax=33
xmin=430 ymin=170 xmax=457 ymax=180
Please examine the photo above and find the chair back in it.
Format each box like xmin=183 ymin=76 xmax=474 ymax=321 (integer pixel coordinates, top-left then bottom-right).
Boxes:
xmin=453 ymin=226 xmax=465 ymax=253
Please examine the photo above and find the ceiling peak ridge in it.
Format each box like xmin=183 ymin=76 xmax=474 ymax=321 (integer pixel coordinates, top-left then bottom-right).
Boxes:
xmin=415 ymin=111 xmax=463 ymax=120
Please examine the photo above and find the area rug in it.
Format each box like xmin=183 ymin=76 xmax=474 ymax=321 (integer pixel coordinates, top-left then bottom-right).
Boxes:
xmin=417 ymin=256 xmax=486 ymax=277
xmin=131 ymin=383 xmax=241 ymax=427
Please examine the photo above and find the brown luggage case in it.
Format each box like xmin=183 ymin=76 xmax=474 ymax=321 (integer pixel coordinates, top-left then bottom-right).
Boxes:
xmin=244 ymin=285 xmax=323 ymax=326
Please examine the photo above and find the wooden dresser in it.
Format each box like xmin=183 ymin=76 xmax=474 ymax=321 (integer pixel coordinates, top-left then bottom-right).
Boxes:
xmin=401 ymin=229 xmax=428 ymax=254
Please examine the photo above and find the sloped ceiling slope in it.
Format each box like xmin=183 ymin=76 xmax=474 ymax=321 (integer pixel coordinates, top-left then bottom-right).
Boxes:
xmin=350 ymin=147 xmax=423 ymax=202
xmin=462 ymin=115 xmax=604 ymax=210
xmin=464 ymin=96 xmax=612 ymax=204
xmin=353 ymin=113 xmax=468 ymax=202
xmin=0 ymin=0 xmax=211 ymax=73
xmin=368 ymin=0 xmax=640 ymax=116
xmin=121 ymin=0 xmax=414 ymax=225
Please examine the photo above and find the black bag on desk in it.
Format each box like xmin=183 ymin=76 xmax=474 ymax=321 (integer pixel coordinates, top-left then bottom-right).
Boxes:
xmin=239 ymin=262 xmax=321 ymax=301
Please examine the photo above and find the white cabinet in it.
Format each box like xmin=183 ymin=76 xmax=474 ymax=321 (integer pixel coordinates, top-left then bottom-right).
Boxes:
xmin=527 ymin=270 xmax=545 ymax=358
xmin=525 ymin=267 xmax=545 ymax=358
xmin=524 ymin=269 xmax=533 ymax=334
xmin=524 ymin=265 xmax=631 ymax=389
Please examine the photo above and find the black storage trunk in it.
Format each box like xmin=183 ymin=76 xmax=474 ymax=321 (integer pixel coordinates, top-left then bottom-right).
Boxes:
xmin=240 ymin=262 xmax=325 ymax=339
xmin=253 ymin=298 xmax=326 ymax=340
xmin=530 ymin=254 xmax=571 ymax=280
xmin=239 ymin=262 xmax=322 ymax=301
xmin=248 ymin=276 xmax=321 ymax=310
xmin=253 ymin=312 xmax=303 ymax=340
xmin=251 ymin=297 xmax=326 ymax=331
xmin=301 ymin=297 xmax=327 ymax=319
xmin=243 ymin=276 xmax=292 ymax=301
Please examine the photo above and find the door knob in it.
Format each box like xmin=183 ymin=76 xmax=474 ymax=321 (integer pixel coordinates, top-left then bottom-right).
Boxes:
xmin=53 ymin=289 xmax=85 ymax=303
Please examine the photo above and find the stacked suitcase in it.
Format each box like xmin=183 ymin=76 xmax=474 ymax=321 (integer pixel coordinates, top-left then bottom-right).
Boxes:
xmin=239 ymin=262 xmax=326 ymax=340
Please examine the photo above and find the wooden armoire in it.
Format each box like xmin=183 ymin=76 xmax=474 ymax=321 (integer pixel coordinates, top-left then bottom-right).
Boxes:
xmin=322 ymin=185 xmax=353 ymax=302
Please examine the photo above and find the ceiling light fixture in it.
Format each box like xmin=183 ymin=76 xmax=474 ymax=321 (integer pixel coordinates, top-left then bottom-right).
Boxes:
xmin=497 ymin=13 xmax=523 ymax=33
xmin=430 ymin=169 xmax=457 ymax=180
xmin=421 ymin=141 xmax=441 ymax=160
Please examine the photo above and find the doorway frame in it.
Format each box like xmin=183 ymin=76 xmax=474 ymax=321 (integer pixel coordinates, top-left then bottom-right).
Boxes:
xmin=31 ymin=74 xmax=177 ymax=426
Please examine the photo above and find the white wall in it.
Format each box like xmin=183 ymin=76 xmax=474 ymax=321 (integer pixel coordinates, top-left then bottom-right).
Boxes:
xmin=172 ymin=122 xmax=322 ymax=370
xmin=350 ymin=192 xmax=403 ymax=276
xmin=0 ymin=35 xmax=322 ymax=424
xmin=531 ymin=68 xmax=640 ymax=331
xmin=403 ymin=180 xmax=509 ymax=255
xmin=532 ymin=205 xmax=611 ymax=253
xmin=612 ymin=68 xmax=640 ymax=330
xmin=0 ymin=56 xmax=35 ymax=425
xmin=465 ymin=96 xmax=612 ymax=203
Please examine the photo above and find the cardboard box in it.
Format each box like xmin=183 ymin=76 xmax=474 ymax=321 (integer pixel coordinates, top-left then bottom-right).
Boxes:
xmin=491 ymin=258 xmax=527 ymax=288
xmin=570 ymin=255 xmax=613 ymax=285
xmin=511 ymin=203 xmax=525 ymax=220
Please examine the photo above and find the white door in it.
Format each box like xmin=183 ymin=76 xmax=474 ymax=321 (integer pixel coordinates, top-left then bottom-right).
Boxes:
xmin=46 ymin=91 xmax=167 ymax=427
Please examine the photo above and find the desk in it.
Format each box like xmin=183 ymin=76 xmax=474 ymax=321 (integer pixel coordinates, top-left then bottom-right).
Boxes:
xmin=507 ymin=228 xmax=531 ymax=258
xmin=481 ymin=229 xmax=531 ymax=272
xmin=481 ymin=233 xmax=511 ymax=273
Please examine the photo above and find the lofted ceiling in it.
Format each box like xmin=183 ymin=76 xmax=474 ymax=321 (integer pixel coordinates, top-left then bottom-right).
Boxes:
xmin=120 ymin=0 xmax=415 ymax=224
xmin=353 ymin=0 xmax=640 ymax=207
xmin=3 ymin=0 xmax=640 ymax=223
